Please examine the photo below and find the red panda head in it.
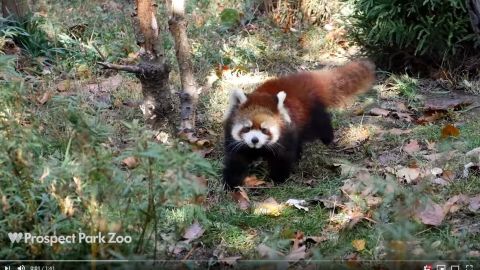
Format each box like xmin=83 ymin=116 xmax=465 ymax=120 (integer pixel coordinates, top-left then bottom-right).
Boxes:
xmin=225 ymin=89 xmax=291 ymax=149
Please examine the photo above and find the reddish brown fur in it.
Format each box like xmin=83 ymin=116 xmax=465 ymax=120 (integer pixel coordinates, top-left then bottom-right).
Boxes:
xmin=239 ymin=60 xmax=375 ymax=128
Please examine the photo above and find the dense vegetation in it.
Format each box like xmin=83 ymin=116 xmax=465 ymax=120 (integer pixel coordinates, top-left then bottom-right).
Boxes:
xmin=347 ymin=0 xmax=480 ymax=72
xmin=1 ymin=0 xmax=479 ymax=267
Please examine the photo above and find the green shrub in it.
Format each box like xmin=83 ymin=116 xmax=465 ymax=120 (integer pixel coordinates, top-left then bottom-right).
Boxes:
xmin=346 ymin=0 xmax=480 ymax=71
xmin=0 ymin=70 xmax=215 ymax=259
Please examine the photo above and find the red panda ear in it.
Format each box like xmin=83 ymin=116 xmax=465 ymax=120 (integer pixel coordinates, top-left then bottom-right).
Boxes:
xmin=276 ymin=91 xmax=291 ymax=123
xmin=224 ymin=89 xmax=247 ymax=119
xmin=231 ymin=88 xmax=247 ymax=105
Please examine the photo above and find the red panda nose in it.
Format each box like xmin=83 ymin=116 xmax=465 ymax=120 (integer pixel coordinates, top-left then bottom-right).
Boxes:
xmin=251 ymin=137 xmax=259 ymax=144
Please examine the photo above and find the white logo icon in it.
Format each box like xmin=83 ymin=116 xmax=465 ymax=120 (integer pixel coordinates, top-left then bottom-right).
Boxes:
xmin=7 ymin=232 xmax=23 ymax=243
xmin=16 ymin=266 xmax=25 ymax=270
xmin=451 ymin=265 xmax=460 ymax=270
xmin=437 ymin=266 xmax=446 ymax=270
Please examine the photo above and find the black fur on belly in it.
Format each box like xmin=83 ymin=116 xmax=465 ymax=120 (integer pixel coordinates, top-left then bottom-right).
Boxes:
xmin=222 ymin=101 xmax=334 ymax=190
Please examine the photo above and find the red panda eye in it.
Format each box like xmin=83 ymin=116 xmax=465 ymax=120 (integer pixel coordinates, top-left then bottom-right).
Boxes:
xmin=261 ymin=128 xmax=269 ymax=134
xmin=242 ymin=127 xmax=251 ymax=133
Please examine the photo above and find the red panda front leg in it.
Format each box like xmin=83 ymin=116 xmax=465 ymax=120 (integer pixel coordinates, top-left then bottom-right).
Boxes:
xmin=266 ymin=141 xmax=298 ymax=183
xmin=223 ymin=152 xmax=251 ymax=190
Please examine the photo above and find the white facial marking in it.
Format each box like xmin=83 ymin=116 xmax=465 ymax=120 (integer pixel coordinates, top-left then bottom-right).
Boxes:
xmin=243 ymin=130 xmax=269 ymax=149
xmin=261 ymin=122 xmax=280 ymax=144
xmin=224 ymin=89 xmax=248 ymax=119
xmin=231 ymin=120 xmax=252 ymax=141
xmin=231 ymin=123 xmax=243 ymax=141
xmin=276 ymin=91 xmax=291 ymax=123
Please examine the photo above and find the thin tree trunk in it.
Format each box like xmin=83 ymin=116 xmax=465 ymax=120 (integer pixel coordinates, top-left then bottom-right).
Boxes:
xmin=99 ymin=0 xmax=174 ymax=132
xmin=2 ymin=0 xmax=30 ymax=18
xmin=167 ymin=0 xmax=200 ymax=134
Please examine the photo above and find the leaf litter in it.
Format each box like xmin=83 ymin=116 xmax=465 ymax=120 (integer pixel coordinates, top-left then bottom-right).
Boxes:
xmin=402 ymin=139 xmax=421 ymax=155
xmin=223 ymin=90 xmax=480 ymax=261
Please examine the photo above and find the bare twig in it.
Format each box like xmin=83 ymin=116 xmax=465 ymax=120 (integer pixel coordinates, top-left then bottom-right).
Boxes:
xmin=182 ymin=246 xmax=196 ymax=260
xmin=92 ymin=43 xmax=107 ymax=61
xmin=459 ymin=103 xmax=480 ymax=113
xmin=97 ymin=62 xmax=143 ymax=74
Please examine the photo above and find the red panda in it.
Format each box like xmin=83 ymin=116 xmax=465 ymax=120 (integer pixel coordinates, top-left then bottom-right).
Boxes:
xmin=223 ymin=60 xmax=376 ymax=190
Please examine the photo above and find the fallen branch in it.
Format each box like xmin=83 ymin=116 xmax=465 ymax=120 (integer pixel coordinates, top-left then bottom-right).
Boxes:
xmin=97 ymin=62 xmax=143 ymax=74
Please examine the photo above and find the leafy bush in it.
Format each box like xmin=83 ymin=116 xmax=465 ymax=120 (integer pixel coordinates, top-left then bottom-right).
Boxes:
xmin=346 ymin=0 xmax=480 ymax=71
xmin=0 ymin=16 xmax=62 ymax=59
xmin=0 ymin=68 xmax=215 ymax=259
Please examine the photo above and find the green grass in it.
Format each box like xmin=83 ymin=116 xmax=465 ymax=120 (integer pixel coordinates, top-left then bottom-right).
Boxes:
xmin=389 ymin=74 xmax=420 ymax=104
xmin=2 ymin=0 xmax=480 ymax=264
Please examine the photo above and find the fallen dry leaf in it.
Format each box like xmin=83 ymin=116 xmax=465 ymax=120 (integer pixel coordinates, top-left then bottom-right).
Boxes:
xmin=403 ymin=140 xmax=421 ymax=155
xmin=285 ymin=199 xmax=309 ymax=211
xmin=333 ymin=162 xmax=362 ymax=177
xmin=352 ymin=239 xmax=366 ymax=252
xmin=381 ymin=101 xmax=408 ymax=112
xmin=423 ymin=150 xmax=458 ymax=162
xmin=315 ymin=194 xmax=343 ymax=209
xmin=469 ymin=195 xmax=480 ymax=212
xmin=443 ymin=194 xmax=470 ymax=214
xmin=426 ymin=140 xmax=436 ymax=150
xmin=431 ymin=167 xmax=443 ymax=176
xmin=1 ymin=195 xmax=8 ymax=213
xmin=468 ymin=250 xmax=480 ymax=257
xmin=396 ymin=167 xmax=420 ymax=183
xmin=424 ymin=97 xmax=472 ymax=111
xmin=284 ymin=231 xmax=307 ymax=261
xmin=218 ymin=256 xmax=241 ymax=266
xmin=231 ymin=187 xmax=250 ymax=210
xmin=415 ymin=198 xmax=445 ymax=226
xmin=447 ymin=194 xmax=480 ymax=213
xmin=377 ymin=151 xmax=400 ymax=166
xmin=178 ymin=130 xmax=199 ymax=144
xmin=431 ymin=178 xmax=449 ymax=186
xmin=285 ymin=245 xmax=306 ymax=261
xmin=196 ymin=139 xmax=211 ymax=147
xmin=416 ymin=111 xmax=446 ymax=125
xmin=441 ymin=124 xmax=460 ymax=139
xmin=369 ymin=107 xmax=390 ymax=117
xmin=253 ymin=197 xmax=284 ymax=216
xmin=466 ymin=147 xmax=480 ymax=161
xmin=121 ymin=156 xmax=138 ymax=169
xmin=56 ymin=80 xmax=71 ymax=92
xmin=365 ymin=196 xmax=383 ymax=208
xmin=344 ymin=252 xmax=361 ymax=268
xmin=391 ymin=111 xmax=413 ymax=122
xmin=37 ymin=91 xmax=52 ymax=105
xmin=192 ymin=147 xmax=214 ymax=158
xmin=441 ymin=170 xmax=455 ymax=182
xmin=243 ymin=176 xmax=267 ymax=187
xmin=84 ymin=75 xmax=123 ymax=93
xmin=305 ymin=235 xmax=328 ymax=244
xmin=292 ymin=231 xmax=304 ymax=250
xmin=388 ymin=128 xmax=412 ymax=136
xmin=182 ymin=222 xmax=205 ymax=243
xmin=256 ymin=243 xmax=284 ymax=258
